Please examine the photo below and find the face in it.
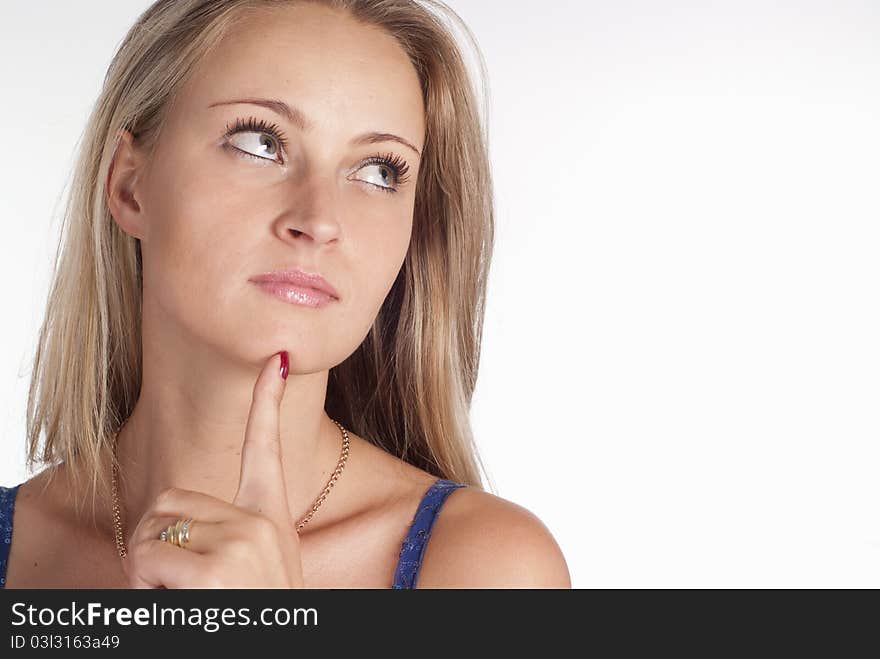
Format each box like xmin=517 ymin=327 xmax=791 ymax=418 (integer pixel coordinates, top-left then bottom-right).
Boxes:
xmin=114 ymin=4 xmax=425 ymax=373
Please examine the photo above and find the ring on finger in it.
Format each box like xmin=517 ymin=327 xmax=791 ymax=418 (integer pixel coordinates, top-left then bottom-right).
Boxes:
xmin=159 ymin=518 xmax=196 ymax=550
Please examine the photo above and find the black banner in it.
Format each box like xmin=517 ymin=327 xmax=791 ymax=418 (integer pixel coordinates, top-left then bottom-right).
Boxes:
xmin=0 ymin=589 xmax=874 ymax=652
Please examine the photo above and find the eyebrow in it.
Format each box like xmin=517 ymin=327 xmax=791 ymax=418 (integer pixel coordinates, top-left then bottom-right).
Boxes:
xmin=208 ymin=97 xmax=422 ymax=158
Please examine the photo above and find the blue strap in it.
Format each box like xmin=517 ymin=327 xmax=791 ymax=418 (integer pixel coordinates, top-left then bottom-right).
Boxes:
xmin=392 ymin=479 xmax=467 ymax=589
xmin=0 ymin=484 xmax=21 ymax=589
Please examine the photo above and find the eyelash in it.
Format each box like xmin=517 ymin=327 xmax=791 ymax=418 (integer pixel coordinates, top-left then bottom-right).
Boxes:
xmin=222 ymin=116 xmax=411 ymax=194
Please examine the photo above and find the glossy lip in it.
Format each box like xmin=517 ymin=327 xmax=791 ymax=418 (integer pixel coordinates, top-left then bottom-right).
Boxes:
xmin=252 ymin=280 xmax=335 ymax=308
xmin=249 ymin=269 xmax=340 ymax=300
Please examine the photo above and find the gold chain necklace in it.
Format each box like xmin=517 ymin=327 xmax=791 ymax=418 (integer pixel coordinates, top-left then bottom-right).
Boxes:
xmin=110 ymin=418 xmax=351 ymax=559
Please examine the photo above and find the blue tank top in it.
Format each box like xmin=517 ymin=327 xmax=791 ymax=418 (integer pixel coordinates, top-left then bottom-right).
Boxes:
xmin=0 ymin=478 xmax=465 ymax=589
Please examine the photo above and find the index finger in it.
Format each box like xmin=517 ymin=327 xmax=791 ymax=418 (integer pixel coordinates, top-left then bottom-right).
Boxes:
xmin=233 ymin=350 xmax=291 ymax=520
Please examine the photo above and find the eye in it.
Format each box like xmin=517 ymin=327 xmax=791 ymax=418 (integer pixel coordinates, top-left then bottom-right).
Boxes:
xmin=353 ymin=153 xmax=411 ymax=195
xmin=223 ymin=116 xmax=289 ymax=164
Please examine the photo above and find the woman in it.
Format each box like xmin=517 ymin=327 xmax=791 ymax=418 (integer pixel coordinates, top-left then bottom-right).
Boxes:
xmin=0 ymin=0 xmax=570 ymax=589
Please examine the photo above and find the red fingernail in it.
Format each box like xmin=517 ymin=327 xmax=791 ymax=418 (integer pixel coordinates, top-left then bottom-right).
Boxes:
xmin=279 ymin=350 xmax=289 ymax=380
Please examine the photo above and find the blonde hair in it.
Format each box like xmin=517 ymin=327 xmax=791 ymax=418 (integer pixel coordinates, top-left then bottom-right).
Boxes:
xmin=25 ymin=0 xmax=495 ymax=522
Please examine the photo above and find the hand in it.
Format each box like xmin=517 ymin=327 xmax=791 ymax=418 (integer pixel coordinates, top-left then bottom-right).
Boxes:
xmin=122 ymin=350 xmax=304 ymax=588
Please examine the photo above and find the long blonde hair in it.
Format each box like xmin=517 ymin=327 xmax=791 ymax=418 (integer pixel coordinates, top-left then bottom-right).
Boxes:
xmin=25 ymin=0 xmax=495 ymax=522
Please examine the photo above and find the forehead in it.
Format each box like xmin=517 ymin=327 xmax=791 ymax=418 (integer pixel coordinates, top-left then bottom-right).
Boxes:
xmin=168 ymin=4 xmax=425 ymax=145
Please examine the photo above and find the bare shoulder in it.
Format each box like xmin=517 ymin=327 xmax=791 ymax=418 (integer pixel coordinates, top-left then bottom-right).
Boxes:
xmin=3 ymin=464 xmax=124 ymax=588
xmin=3 ymin=466 xmax=70 ymax=588
xmin=8 ymin=466 xmax=68 ymax=523
xmin=415 ymin=487 xmax=572 ymax=589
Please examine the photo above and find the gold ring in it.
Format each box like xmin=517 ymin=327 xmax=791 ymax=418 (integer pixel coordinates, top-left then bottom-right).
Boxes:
xmin=181 ymin=518 xmax=193 ymax=546
xmin=161 ymin=522 xmax=175 ymax=545
xmin=160 ymin=518 xmax=195 ymax=549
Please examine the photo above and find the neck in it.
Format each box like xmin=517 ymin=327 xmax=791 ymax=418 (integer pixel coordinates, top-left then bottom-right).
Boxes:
xmin=112 ymin=404 xmax=347 ymax=547
xmin=109 ymin=318 xmax=349 ymax=548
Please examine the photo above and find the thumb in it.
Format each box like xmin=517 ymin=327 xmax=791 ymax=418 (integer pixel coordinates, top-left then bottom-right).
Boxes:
xmin=233 ymin=350 xmax=291 ymax=520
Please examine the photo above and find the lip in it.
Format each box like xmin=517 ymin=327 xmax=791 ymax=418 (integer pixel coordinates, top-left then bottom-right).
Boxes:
xmin=252 ymin=280 xmax=336 ymax=308
xmin=249 ymin=269 xmax=340 ymax=308
xmin=249 ymin=269 xmax=340 ymax=299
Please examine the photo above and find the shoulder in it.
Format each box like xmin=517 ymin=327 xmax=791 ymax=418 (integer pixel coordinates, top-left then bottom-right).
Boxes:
xmin=416 ymin=486 xmax=571 ymax=588
xmin=3 ymin=464 xmax=104 ymax=549
xmin=2 ymin=467 xmax=76 ymax=544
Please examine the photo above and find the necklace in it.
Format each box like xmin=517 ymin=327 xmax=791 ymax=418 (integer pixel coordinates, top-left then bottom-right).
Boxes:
xmin=110 ymin=418 xmax=351 ymax=559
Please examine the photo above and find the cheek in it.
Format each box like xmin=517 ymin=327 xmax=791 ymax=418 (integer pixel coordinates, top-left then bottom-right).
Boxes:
xmin=142 ymin=156 xmax=250 ymax=318
xmin=350 ymin=211 xmax=413 ymax=314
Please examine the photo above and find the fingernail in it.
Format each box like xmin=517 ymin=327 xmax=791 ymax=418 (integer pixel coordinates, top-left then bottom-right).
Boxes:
xmin=279 ymin=350 xmax=289 ymax=380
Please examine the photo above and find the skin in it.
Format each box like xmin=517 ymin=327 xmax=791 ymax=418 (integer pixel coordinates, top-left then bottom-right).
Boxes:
xmin=4 ymin=4 xmax=571 ymax=588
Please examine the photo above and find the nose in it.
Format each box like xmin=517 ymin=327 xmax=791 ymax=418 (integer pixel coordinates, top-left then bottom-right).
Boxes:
xmin=275 ymin=173 xmax=343 ymax=247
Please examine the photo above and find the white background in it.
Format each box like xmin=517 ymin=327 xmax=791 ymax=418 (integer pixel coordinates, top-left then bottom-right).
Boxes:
xmin=1 ymin=1 xmax=878 ymax=588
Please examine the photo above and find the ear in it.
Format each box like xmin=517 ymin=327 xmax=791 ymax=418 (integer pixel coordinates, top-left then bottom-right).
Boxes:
xmin=106 ymin=129 xmax=148 ymax=240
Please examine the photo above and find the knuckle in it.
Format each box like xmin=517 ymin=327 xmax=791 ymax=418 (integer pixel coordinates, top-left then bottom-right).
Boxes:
xmin=156 ymin=487 xmax=178 ymax=506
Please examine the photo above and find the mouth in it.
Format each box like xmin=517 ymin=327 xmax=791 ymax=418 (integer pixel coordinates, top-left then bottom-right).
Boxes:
xmin=250 ymin=280 xmax=337 ymax=308
xmin=249 ymin=269 xmax=340 ymax=298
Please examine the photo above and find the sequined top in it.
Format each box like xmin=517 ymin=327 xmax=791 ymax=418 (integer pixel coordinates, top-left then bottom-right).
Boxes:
xmin=0 ymin=478 xmax=465 ymax=589
xmin=0 ymin=484 xmax=18 ymax=588
xmin=391 ymin=479 xmax=467 ymax=589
